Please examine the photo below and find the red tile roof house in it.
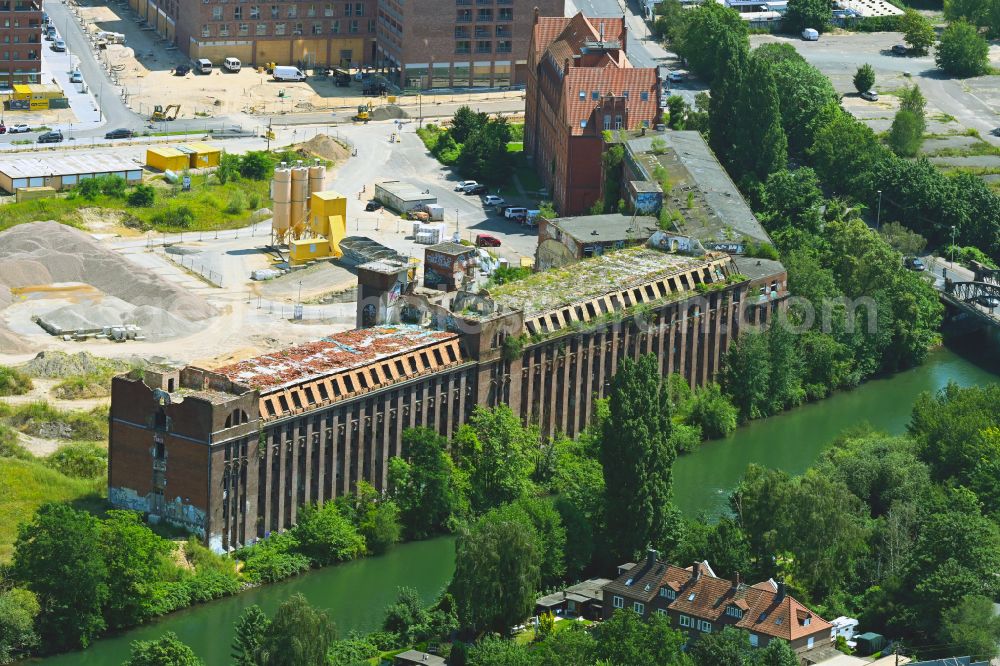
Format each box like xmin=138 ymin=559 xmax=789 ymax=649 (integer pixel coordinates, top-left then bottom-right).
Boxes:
xmin=602 ymin=551 xmax=833 ymax=660
xmin=524 ymin=11 xmax=660 ymax=215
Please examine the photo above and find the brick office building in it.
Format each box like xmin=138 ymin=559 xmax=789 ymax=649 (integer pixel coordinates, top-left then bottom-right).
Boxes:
xmin=375 ymin=0 xmax=560 ymax=89
xmin=525 ymin=12 xmax=659 ymax=215
xmin=109 ymin=243 xmax=785 ymax=552
xmin=604 ymin=553 xmax=833 ymax=658
xmin=0 ymin=0 xmax=42 ymax=89
xmin=128 ymin=0 xmax=377 ymax=67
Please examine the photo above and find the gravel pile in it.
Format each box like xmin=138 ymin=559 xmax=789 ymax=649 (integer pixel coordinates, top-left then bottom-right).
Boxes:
xmin=22 ymin=350 xmax=132 ymax=378
xmin=370 ymin=104 xmax=408 ymax=121
xmin=0 ymin=221 xmax=216 ymax=348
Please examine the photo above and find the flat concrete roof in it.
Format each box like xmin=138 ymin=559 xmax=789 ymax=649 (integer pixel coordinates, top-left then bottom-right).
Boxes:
xmin=626 ymin=131 xmax=772 ymax=247
xmin=375 ymin=180 xmax=436 ymax=202
xmin=0 ymin=152 xmax=143 ymax=179
xmin=427 ymin=241 xmax=475 ymax=256
xmin=547 ymin=213 xmax=660 ymax=245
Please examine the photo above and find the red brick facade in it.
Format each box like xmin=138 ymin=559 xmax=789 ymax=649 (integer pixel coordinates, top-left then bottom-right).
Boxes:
xmin=525 ymin=12 xmax=659 ymax=215
xmin=0 ymin=0 xmax=41 ymax=89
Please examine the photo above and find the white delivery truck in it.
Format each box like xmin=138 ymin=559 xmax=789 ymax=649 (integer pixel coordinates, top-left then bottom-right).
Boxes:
xmin=273 ymin=66 xmax=306 ymax=81
xmin=195 ymin=58 xmax=213 ymax=74
xmin=224 ymin=57 xmax=241 ymax=72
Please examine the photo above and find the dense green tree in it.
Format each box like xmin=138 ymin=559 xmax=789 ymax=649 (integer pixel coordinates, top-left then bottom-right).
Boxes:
xmin=291 ymin=501 xmax=365 ymax=566
xmin=601 ymin=354 xmax=678 ymax=562
xmin=238 ymin=152 xmax=274 ymax=180
xmin=705 ymin=517 xmax=753 ymax=580
xmin=121 ymin=632 xmax=203 ymax=666
xmin=258 ymin=594 xmax=336 ymax=666
xmin=454 ymin=405 xmax=536 ymax=512
xmin=708 ymin=32 xmax=750 ymax=172
xmin=215 ymin=153 xmax=241 ymax=184
xmin=764 ymin=51 xmax=838 ymax=155
xmin=457 ymin=116 xmax=514 ymax=183
xmin=690 ymin=625 xmax=752 ymax=666
xmin=594 ymin=610 xmax=692 ymax=666
xmin=449 ymin=105 xmax=487 ymax=144
xmin=879 ymin=221 xmax=927 ymax=257
xmin=730 ymin=465 xmax=790 ymax=576
xmin=765 ymin=324 xmax=805 ymax=414
xmin=758 ymin=638 xmax=800 ymax=666
xmin=506 ymin=497 xmax=566 ymax=586
xmin=900 ymin=8 xmax=936 ymax=54
xmin=466 ymin=634 xmax=533 ymax=666
xmin=450 ymin=509 xmax=540 ymax=634
xmin=734 ymin=55 xmax=788 ymax=182
xmin=939 ymin=595 xmax=1000 ymax=662
xmin=721 ymin=330 xmax=771 ymax=422
xmin=760 ymin=168 xmax=823 ymax=233
xmin=935 ymin=20 xmax=990 ymax=77
xmin=126 ymin=184 xmax=156 ymax=207
xmin=337 ymin=481 xmax=400 ymax=555
xmin=945 ymin=0 xmax=1000 ymax=37
xmin=687 ymin=383 xmax=738 ymax=439
xmin=853 ymin=63 xmax=876 ymax=94
xmin=382 ymin=586 xmax=430 ymax=644
xmin=101 ymin=510 xmax=174 ymax=630
xmin=653 ymin=0 xmax=689 ymax=44
xmin=667 ymin=95 xmax=689 ymax=130
xmin=888 ymin=85 xmax=926 ymax=157
xmin=551 ymin=433 xmax=605 ymax=575
xmin=783 ymin=0 xmax=831 ymax=32
xmin=0 ymin=588 xmax=39 ymax=664
xmin=908 ymin=383 xmax=1000 ymax=493
xmin=13 ymin=503 xmax=108 ymax=651
xmin=231 ymin=604 xmax=269 ymax=666
xmin=533 ymin=623 xmax=598 ymax=665
xmin=677 ymin=2 xmax=749 ymax=83
xmin=390 ymin=427 xmax=467 ymax=539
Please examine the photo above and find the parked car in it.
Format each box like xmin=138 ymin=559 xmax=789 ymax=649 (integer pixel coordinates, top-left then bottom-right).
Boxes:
xmin=971 ymin=294 xmax=1000 ymax=309
xmin=483 ymin=195 xmax=505 ymax=207
xmin=8 ymin=123 xmax=31 ymax=133
xmin=465 ymin=184 xmax=487 ymax=195
xmin=51 ymin=39 xmax=66 ymax=52
xmin=667 ymin=71 xmax=684 ymax=83
xmin=904 ymin=256 xmax=926 ymax=271
xmin=365 ymin=201 xmax=383 ymax=212
xmin=801 ymin=28 xmax=819 ymax=40
xmin=104 ymin=128 xmax=134 ymax=139
xmin=37 ymin=130 xmax=63 ymax=143
xmin=991 ymin=127 xmax=1000 ymax=137
xmin=44 ymin=29 xmax=56 ymax=41
xmin=174 ymin=64 xmax=191 ymax=76
xmin=475 ymin=233 xmax=502 ymax=247
xmin=891 ymin=44 xmax=908 ymax=55
xmin=860 ymin=90 xmax=879 ymax=101
xmin=69 ymin=70 xmax=83 ymax=83
xmin=455 ymin=180 xmax=478 ymax=191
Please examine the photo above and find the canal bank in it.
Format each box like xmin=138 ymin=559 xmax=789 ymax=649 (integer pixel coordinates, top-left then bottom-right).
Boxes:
xmin=31 ymin=335 xmax=1000 ymax=665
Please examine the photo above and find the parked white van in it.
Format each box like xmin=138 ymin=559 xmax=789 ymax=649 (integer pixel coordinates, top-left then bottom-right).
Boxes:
xmin=273 ymin=65 xmax=306 ymax=82
xmin=801 ymin=28 xmax=819 ymax=41
xmin=195 ymin=58 xmax=213 ymax=74
xmin=223 ymin=57 xmax=241 ymax=72
xmin=504 ymin=207 xmax=528 ymax=219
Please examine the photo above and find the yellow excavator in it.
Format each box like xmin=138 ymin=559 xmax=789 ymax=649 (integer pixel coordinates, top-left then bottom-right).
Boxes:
xmin=354 ymin=102 xmax=372 ymax=122
xmin=151 ymin=104 xmax=181 ymax=121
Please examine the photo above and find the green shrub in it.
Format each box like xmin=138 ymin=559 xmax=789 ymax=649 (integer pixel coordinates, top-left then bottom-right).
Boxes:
xmin=2 ymin=402 xmax=109 ymax=442
xmin=97 ymin=175 xmax=127 ymax=198
xmin=0 ymin=366 xmax=32 ymax=396
xmin=238 ymin=152 xmax=274 ymax=180
xmin=44 ymin=442 xmax=107 ymax=478
xmin=669 ymin=422 xmax=703 ymax=453
xmin=687 ymin=383 xmax=739 ymax=439
xmin=74 ymin=178 xmax=102 ymax=200
xmin=127 ymin=184 xmax=155 ymax=207
xmin=0 ymin=424 xmax=32 ymax=460
xmin=150 ymin=205 xmax=196 ymax=228
xmin=224 ymin=190 xmax=246 ymax=214
xmin=744 ymin=242 xmax=781 ymax=261
xmin=235 ymin=532 xmax=312 ymax=584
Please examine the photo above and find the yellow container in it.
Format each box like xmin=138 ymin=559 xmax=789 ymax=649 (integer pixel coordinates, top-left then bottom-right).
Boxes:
xmin=177 ymin=142 xmax=222 ymax=168
xmin=145 ymin=146 xmax=189 ymax=172
xmin=289 ymin=238 xmax=332 ymax=264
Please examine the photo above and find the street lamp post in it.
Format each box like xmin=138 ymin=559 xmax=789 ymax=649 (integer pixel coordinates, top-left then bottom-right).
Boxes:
xmin=876 ymin=190 xmax=882 ymax=230
xmin=950 ymin=226 xmax=956 ymax=267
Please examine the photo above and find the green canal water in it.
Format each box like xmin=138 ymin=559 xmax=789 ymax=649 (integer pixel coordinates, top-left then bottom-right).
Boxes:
xmin=32 ymin=336 xmax=1000 ymax=665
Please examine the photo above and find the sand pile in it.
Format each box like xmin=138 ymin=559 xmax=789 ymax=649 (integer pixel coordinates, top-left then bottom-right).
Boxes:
xmin=0 ymin=221 xmax=217 ymax=350
xmin=298 ymin=135 xmax=352 ymax=163
xmin=22 ymin=350 xmax=132 ymax=378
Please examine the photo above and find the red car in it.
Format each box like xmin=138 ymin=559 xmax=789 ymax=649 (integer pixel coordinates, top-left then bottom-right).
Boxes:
xmin=476 ymin=234 xmax=501 ymax=248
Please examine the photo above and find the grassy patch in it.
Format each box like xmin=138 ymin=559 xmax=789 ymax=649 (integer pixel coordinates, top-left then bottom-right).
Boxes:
xmin=0 ymin=366 xmax=33 ymax=396
xmin=924 ymin=141 xmax=1000 ymax=158
xmin=500 ymin=150 xmax=544 ymax=198
xmin=0 ymin=456 xmax=105 ymax=562
xmin=0 ymin=401 xmax=109 ymax=442
xmin=507 ymin=141 xmax=524 ymax=152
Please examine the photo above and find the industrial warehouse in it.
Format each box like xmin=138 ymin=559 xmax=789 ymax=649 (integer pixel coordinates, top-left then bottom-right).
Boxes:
xmin=107 ymin=233 xmax=786 ymax=552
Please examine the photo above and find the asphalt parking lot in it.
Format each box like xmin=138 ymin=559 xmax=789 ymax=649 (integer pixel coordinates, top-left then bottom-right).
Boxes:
xmin=750 ymin=31 xmax=1000 ymax=143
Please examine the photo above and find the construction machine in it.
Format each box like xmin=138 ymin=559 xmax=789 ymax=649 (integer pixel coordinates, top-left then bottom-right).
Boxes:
xmin=151 ymin=104 xmax=181 ymax=121
xmin=354 ymin=102 xmax=372 ymax=122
